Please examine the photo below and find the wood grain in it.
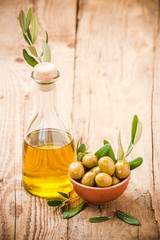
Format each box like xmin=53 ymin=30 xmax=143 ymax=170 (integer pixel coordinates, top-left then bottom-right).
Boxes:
xmin=0 ymin=0 xmax=77 ymax=239
xmin=152 ymin=2 xmax=160 ymax=234
xmin=0 ymin=0 xmax=160 ymax=239
xmin=69 ymin=0 xmax=160 ymax=239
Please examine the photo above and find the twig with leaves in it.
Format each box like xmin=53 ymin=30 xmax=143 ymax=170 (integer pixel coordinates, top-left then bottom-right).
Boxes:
xmin=19 ymin=8 xmax=51 ymax=67
xmin=47 ymin=191 xmax=87 ymax=219
xmin=116 ymin=114 xmax=143 ymax=168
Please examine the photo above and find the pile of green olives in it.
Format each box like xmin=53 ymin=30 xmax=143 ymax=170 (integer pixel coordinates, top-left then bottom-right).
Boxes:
xmin=68 ymin=153 xmax=130 ymax=188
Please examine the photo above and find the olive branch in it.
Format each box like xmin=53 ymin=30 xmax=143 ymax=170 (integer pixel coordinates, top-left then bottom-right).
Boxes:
xmin=19 ymin=7 xmax=51 ymax=67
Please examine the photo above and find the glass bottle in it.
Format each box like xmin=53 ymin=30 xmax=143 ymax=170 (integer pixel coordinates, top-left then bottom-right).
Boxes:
xmin=22 ymin=70 xmax=75 ymax=198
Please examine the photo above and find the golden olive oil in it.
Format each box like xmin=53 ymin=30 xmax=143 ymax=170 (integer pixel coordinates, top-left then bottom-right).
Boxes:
xmin=23 ymin=128 xmax=75 ymax=197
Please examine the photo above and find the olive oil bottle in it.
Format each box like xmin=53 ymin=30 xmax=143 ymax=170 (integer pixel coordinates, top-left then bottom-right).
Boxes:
xmin=22 ymin=63 xmax=75 ymax=197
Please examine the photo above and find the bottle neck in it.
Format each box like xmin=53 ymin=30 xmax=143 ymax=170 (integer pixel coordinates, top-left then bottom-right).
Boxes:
xmin=36 ymin=82 xmax=57 ymax=115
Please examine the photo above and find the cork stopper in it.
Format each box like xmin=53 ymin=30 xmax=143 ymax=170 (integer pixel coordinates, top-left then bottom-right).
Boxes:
xmin=33 ymin=62 xmax=58 ymax=92
xmin=34 ymin=62 xmax=58 ymax=81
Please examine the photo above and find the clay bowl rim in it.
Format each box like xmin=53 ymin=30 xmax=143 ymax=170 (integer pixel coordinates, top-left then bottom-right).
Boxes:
xmin=69 ymin=172 xmax=131 ymax=191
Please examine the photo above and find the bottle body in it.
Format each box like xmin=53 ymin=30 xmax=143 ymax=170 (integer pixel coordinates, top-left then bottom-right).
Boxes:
xmin=22 ymin=75 xmax=75 ymax=197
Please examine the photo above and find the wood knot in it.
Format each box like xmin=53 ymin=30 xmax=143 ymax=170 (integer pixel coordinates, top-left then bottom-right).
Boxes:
xmin=88 ymin=88 xmax=92 ymax=94
xmin=67 ymin=42 xmax=74 ymax=48
xmin=25 ymin=93 xmax=30 ymax=100
xmin=9 ymin=202 xmax=23 ymax=218
xmin=15 ymin=57 xmax=24 ymax=63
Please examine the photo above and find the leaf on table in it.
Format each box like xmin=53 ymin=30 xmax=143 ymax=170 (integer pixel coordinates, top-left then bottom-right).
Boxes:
xmin=28 ymin=46 xmax=38 ymax=58
xmin=19 ymin=10 xmax=26 ymax=33
xmin=47 ymin=198 xmax=64 ymax=207
xmin=114 ymin=210 xmax=141 ymax=226
xmin=26 ymin=7 xmax=32 ymax=31
xmin=31 ymin=13 xmax=39 ymax=44
xmin=89 ymin=216 xmax=111 ymax=223
xmin=62 ymin=201 xmax=87 ymax=219
xmin=57 ymin=191 xmax=69 ymax=199
xmin=42 ymin=40 xmax=51 ymax=62
xmin=129 ymin=157 xmax=143 ymax=170
xmin=103 ymin=140 xmax=116 ymax=163
xmin=23 ymin=49 xmax=38 ymax=67
xmin=95 ymin=144 xmax=110 ymax=159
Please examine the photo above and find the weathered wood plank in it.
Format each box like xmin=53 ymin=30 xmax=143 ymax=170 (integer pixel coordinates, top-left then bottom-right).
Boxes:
xmin=0 ymin=0 xmax=77 ymax=239
xmin=152 ymin=3 xmax=160 ymax=235
xmin=0 ymin=0 xmax=160 ymax=239
xmin=69 ymin=0 xmax=159 ymax=239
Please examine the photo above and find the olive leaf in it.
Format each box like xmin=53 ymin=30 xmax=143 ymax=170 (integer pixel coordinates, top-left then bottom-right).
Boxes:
xmin=95 ymin=144 xmax=110 ymax=160
xmin=19 ymin=8 xmax=52 ymax=67
xmin=126 ymin=141 xmax=133 ymax=157
xmin=26 ymin=7 xmax=32 ymax=31
xmin=40 ymin=32 xmax=49 ymax=57
xmin=23 ymin=49 xmax=38 ymax=67
xmin=57 ymin=191 xmax=69 ymax=199
xmin=42 ymin=40 xmax=51 ymax=62
xmin=131 ymin=115 xmax=139 ymax=143
xmin=59 ymin=201 xmax=66 ymax=209
xmin=76 ymin=141 xmax=88 ymax=154
xmin=117 ymin=146 xmax=124 ymax=160
xmin=89 ymin=216 xmax=111 ymax=223
xmin=62 ymin=201 xmax=87 ymax=219
xmin=117 ymin=131 xmax=124 ymax=160
xmin=129 ymin=157 xmax=143 ymax=170
xmin=27 ymin=29 xmax=32 ymax=44
xmin=47 ymin=198 xmax=64 ymax=207
xmin=118 ymin=130 xmax=122 ymax=147
xmin=114 ymin=210 xmax=141 ymax=226
xmin=46 ymin=31 xmax=48 ymax=43
xmin=78 ymin=144 xmax=86 ymax=153
xmin=103 ymin=140 xmax=116 ymax=163
xmin=31 ymin=13 xmax=39 ymax=44
xmin=23 ymin=33 xmax=31 ymax=45
xmin=76 ymin=140 xmax=89 ymax=161
xmin=126 ymin=115 xmax=142 ymax=157
xmin=28 ymin=46 xmax=39 ymax=58
xmin=19 ymin=10 xmax=26 ymax=33
xmin=77 ymin=152 xmax=84 ymax=161
xmin=133 ymin=121 xmax=142 ymax=145
xmin=47 ymin=194 xmax=79 ymax=208
xmin=76 ymin=140 xmax=80 ymax=154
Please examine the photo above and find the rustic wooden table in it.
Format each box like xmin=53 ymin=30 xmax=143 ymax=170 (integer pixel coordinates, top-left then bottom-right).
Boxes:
xmin=0 ymin=0 xmax=160 ymax=239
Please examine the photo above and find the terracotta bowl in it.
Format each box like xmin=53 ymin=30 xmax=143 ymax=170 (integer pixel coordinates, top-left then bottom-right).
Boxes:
xmin=69 ymin=173 xmax=131 ymax=205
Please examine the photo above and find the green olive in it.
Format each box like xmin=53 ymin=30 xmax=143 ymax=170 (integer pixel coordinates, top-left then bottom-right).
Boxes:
xmin=89 ymin=166 xmax=101 ymax=175
xmin=112 ymin=175 xmax=120 ymax=185
xmin=98 ymin=157 xmax=115 ymax=176
xmin=95 ymin=173 xmax=112 ymax=187
xmin=81 ymin=172 xmax=96 ymax=187
xmin=68 ymin=162 xmax=85 ymax=179
xmin=82 ymin=153 xmax=98 ymax=168
xmin=115 ymin=160 xmax=130 ymax=179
